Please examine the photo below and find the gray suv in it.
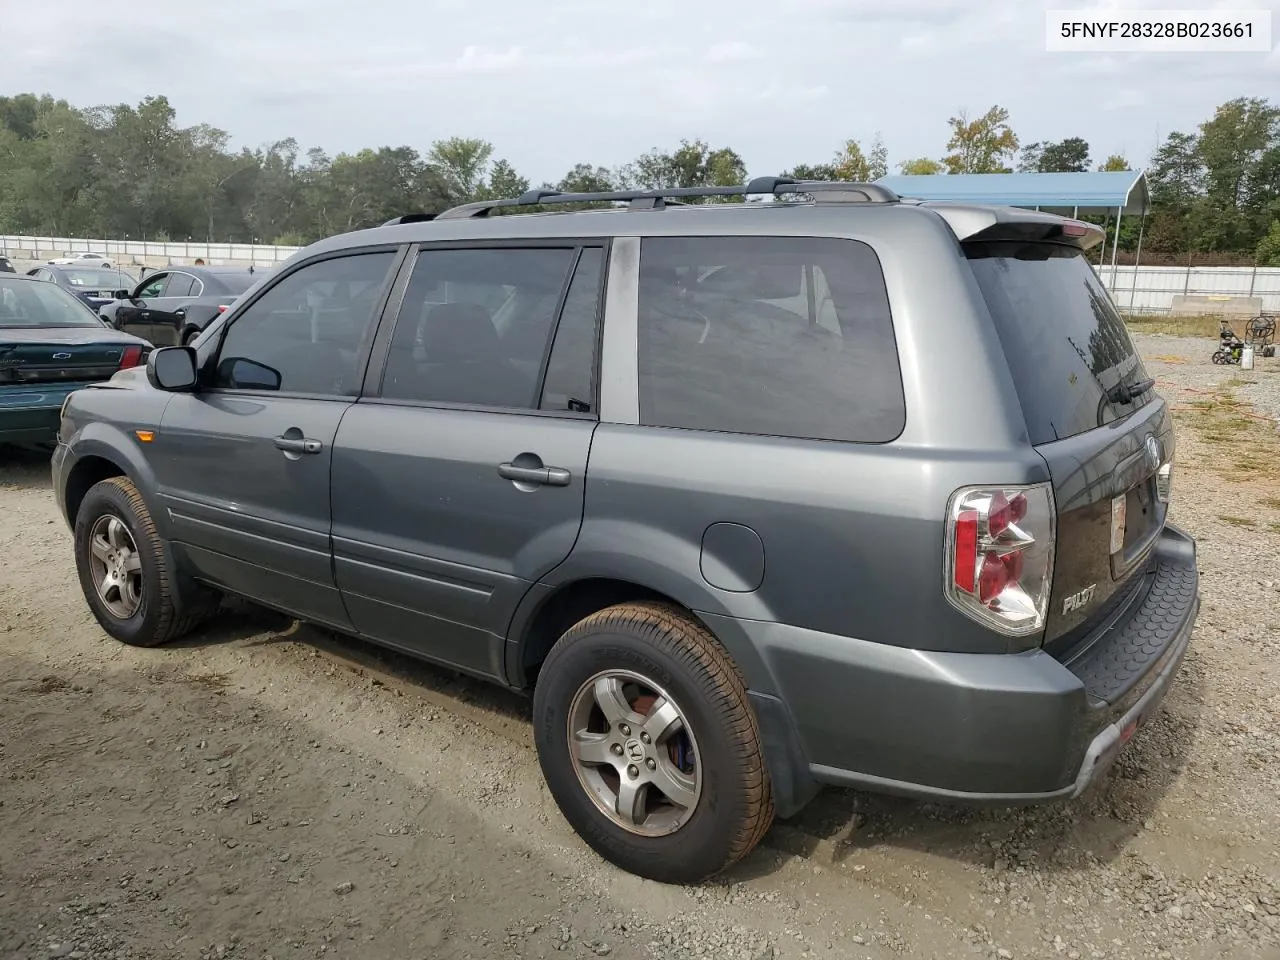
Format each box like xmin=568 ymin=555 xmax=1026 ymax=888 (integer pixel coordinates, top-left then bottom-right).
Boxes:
xmin=52 ymin=179 xmax=1200 ymax=884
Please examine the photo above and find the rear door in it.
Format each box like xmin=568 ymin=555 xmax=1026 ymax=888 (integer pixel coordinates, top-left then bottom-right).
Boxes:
xmin=331 ymin=242 xmax=605 ymax=679
xmin=965 ymin=240 xmax=1172 ymax=648
xmin=152 ymin=249 xmax=401 ymax=628
xmin=146 ymin=271 xmax=198 ymax=345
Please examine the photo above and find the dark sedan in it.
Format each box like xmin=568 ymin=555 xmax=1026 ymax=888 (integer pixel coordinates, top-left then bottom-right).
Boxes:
xmin=0 ymin=274 xmax=151 ymax=448
xmin=98 ymin=265 xmax=268 ymax=345
xmin=26 ymin=264 xmax=138 ymax=315
xmin=0 ymin=255 xmax=15 ymax=273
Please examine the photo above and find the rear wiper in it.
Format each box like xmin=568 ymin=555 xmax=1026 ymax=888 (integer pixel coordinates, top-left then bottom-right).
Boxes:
xmin=1107 ymin=377 xmax=1156 ymax=405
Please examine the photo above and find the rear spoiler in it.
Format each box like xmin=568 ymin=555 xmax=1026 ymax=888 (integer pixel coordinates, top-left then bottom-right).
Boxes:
xmin=919 ymin=201 xmax=1106 ymax=251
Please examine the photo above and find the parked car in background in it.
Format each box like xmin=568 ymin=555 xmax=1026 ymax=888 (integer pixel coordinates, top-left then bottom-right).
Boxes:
xmin=26 ymin=264 xmax=137 ymax=316
xmin=49 ymin=252 xmax=114 ymax=268
xmin=0 ymin=255 xmax=15 ymax=273
xmin=99 ymin=265 xmax=268 ymax=345
xmin=51 ymin=178 xmax=1199 ymax=885
xmin=0 ymin=274 xmax=150 ymax=448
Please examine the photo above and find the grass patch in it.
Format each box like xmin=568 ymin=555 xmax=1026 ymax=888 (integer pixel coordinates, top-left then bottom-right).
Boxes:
xmin=1260 ymin=496 xmax=1280 ymax=510
xmin=1174 ymin=387 xmax=1280 ymax=489
xmin=1219 ymin=515 xmax=1257 ymax=528
xmin=1125 ymin=314 xmax=1225 ymax=339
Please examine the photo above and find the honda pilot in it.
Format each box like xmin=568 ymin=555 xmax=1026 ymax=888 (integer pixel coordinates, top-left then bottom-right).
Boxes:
xmin=52 ymin=178 xmax=1200 ymax=884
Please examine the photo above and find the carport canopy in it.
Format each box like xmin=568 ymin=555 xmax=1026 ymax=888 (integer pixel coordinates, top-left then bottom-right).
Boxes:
xmin=873 ymin=170 xmax=1150 ymax=216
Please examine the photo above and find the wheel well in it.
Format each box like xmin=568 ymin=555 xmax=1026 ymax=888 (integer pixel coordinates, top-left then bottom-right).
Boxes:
xmin=64 ymin=455 xmax=126 ymax=524
xmin=518 ymin=578 xmax=675 ymax=687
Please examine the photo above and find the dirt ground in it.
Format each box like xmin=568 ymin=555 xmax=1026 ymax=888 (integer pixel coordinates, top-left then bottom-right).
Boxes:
xmin=2 ymin=334 xmax=1278 ymax=960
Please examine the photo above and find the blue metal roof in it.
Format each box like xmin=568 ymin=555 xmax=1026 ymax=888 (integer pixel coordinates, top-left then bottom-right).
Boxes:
xmin=874 ymin=170 xmax=1149 ymax=215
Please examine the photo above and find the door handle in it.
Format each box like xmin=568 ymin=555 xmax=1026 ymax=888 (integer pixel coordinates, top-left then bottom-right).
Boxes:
xmin=274 ymin=435 xmax=323 ymax=455
xmin=498 ymin=462 xmax=571 ymax=487
xmin=140 ymin=311 xmax=150 ymax=319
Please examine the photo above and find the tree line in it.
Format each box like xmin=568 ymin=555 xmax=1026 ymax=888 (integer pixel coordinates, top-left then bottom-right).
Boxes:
xmin=1 ymin=93 xmax=1277 ymax=264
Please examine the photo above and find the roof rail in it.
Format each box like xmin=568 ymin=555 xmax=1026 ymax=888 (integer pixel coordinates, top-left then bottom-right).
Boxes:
xmin=381 ymin=212 xmax=437 ymax=226
xmin=431 ymin=178 xmax=899 ymax=220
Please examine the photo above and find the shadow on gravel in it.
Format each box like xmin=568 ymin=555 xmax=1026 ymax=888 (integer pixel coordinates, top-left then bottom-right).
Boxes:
xmin=174 ymin=599 xmax=533 ymax=729
xmin=747 ymin=651 xmax=1208 ymax=877
xmin=165 ymin=595 xmax=1209 ymax=883
xmin=0 ymin=445 xmax=53 ymax=490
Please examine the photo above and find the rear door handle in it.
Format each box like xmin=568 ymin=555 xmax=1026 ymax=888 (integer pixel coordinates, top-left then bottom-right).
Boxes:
xmin=498 ymin=462 xmax=571 ymax=487
xmin=274 ymin=435 xmax=323 ymax=455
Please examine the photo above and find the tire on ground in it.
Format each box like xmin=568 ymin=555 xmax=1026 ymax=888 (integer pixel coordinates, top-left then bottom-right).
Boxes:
xmin=532 ymin=600 xmax=774 ymax=883
xmin=73 ymin=476 xmax=215 ymax=647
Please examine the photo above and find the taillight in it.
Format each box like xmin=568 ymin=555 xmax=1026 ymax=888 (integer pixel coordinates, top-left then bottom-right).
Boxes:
xmin=216 ymin=304 xmax=230 ymax=313
xmin=945 ymin=483 xmax=1055 ymax=636
xmin=118 ymin=345 xmax=143 ymax=370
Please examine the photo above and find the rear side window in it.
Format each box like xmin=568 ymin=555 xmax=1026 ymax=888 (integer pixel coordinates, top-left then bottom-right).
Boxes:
xmin=636 ymin=236 xmax=904 ymax=443
xmin=966 ymin=242 xmax=1153 ymax=444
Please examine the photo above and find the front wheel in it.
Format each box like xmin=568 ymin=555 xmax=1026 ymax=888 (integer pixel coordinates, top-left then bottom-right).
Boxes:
xmin=74 ymin=476 xmax=216 ymax=646
xmin=532 ymin=602 xmax=774 ymax=883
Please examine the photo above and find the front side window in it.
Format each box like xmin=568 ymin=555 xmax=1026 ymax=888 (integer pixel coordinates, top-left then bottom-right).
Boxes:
xmin=380 ymin=247 xmax=578 ymax=409
xmin=211 ymin=252 xmax=395 ymax=396
xmin=636 ymin=236 xmax=905 ymax=443
xmin=137 ymin=274 xmax=168 ymax=299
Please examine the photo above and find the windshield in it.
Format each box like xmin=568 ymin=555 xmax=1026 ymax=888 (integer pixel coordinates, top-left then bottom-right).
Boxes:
xmin=61 ymin=268 xmax=134 ymax=288
xmin=0 ymin=277 xmax=107 ymax=328
xmin=965 ymin=241 xmax=1153 ymax=444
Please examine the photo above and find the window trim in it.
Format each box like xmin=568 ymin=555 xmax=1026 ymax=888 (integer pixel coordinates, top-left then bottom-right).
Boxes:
xmin=199 ymin=244 xmax=409 ymax=402
xmin=360 ymin=238 xmax=609 ymax=421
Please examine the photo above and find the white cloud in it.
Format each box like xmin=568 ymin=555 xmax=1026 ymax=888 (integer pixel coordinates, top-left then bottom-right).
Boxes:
xmin=0 ymin=0 xmax=1272 ymax=183
xmin=705 ymin=41 xmax=763 ymax=63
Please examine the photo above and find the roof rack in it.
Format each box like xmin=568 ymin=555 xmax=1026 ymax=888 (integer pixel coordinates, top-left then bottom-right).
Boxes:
xmin=430 ymin=177 xmax=899 ymax=220
xmin=381 ymin=212 xmax=437 ymax=227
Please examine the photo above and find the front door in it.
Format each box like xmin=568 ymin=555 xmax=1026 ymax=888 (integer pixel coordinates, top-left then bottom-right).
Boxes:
xmin=116 ymin=271 xmax=171 ymax=341
xmin=331 ymin=243 xmax=606 ymax=678
xmin=151 ymin=249 xmax=401 ymax=628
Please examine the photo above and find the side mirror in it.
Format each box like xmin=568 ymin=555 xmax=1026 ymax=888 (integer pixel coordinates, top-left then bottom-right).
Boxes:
xmin=216 ymin=356 xmax=282 ymax=391
xmin=112 ymin=289 xmax=130 ymax=300
xmin=146 ymin=346 xmax=198 ymax=392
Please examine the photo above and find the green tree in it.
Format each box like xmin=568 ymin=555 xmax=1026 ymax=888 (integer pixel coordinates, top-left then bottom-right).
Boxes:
xmin=427 ymin=137 xmax=495 ymax=203
xmin=1257 ymin=219 xmax=1280 ymax=265
xmin=899 ymin=156 xmax=945 ymax=175
xmin=1098 ymin=154 xmax=1129 ymax=172
xmin=868 ymin=135 xmax=889 ymax=180
xmin=832 ymin=140 xmax=871 ymax=181
xmin=943 ymin=105 xmax=1019 ymax=174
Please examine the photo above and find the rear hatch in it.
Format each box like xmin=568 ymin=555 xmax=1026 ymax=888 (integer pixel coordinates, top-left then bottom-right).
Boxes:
xmin=964 ymin=238 xmax=1172 ymax=649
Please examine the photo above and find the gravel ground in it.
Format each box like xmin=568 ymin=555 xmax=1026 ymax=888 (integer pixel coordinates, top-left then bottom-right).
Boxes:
xmin=1 ymin=333 xmax=1278 ymax=960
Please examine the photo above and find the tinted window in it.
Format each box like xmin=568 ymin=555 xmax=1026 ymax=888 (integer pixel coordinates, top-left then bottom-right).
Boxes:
xmin=215 ymin=272 xmax=262 ymax=295
xmin=540 ymin=248 xmax=603 ymax=413
xmin=137 ymin=274 xmax=168 ymax=298
xmin=636 ymin=236 xmax=904 ymax=443
xmin=164 ymin=274 xmax=197 ymax=297
xmin=381 ymin=247 xmax=576 ymax=409
xmin=212 ymin=252 xmax=394 ymax=395
xmin=0 ymin=277 xmax=103 ymax=328
xmin=966 ymin=242 xmax=1152 ymax=444
xmin=61 ymin=268 xmax=132 ymax=289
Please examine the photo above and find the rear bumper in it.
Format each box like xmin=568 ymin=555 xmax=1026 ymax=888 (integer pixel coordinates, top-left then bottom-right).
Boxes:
xmin=0 ymin=384 xmax=85 ymax=443
xmin=720 ymin=524 xmax=1199 ymax=806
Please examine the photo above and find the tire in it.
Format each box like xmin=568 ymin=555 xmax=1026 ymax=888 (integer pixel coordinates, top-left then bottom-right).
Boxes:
xmin=532 ymin=601 xmax=773 ymax=883
xmin=73 ymin=476 xmax=215 ymax=647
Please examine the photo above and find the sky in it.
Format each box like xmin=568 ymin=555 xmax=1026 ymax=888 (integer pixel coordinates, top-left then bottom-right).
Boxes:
xmin=1 ymin=0 xmax=1277 ymax=183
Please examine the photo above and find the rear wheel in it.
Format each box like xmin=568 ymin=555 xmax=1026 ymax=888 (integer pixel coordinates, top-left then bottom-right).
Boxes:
xmin=532 ymin=601 xmax=773 ymax=883
xmin=74 ymin=477 xmax=216 ymax=647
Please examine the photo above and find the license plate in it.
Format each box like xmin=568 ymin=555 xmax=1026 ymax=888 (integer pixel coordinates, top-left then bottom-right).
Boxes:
xmin=1110 ymin=494 xmax=1127 ymax=554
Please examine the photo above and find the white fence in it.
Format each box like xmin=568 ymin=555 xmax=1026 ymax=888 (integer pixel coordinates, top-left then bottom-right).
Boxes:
xmin=1098 ymin=263 xmax=1280 ymax=314
xmin=4 ymin=233 xmax=1279 ymax=315
xmin=0 ymin=234 xmax=301 ymax=266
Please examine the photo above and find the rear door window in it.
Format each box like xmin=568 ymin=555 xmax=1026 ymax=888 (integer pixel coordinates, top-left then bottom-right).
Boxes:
xmin=636 ymin=236 xmax=904 ymax=443
xmin=965 ymin=242 xmax=1153 ymax=444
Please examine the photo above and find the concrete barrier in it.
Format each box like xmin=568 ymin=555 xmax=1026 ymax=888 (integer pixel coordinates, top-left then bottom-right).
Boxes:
xmin=1170 ymin=294 xmax=1264 ymax=317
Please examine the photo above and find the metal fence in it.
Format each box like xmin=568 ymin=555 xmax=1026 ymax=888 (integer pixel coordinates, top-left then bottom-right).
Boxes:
xmin=4 ymin=233 xmax=1279 ymax=314
xmin=1097 ymin=263 xmax=1280 ymax=314
xmin=0 ymin=234 xmax=301 ymax=266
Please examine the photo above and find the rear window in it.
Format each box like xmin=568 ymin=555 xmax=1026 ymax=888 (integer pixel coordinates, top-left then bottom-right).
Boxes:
xmin=636 ymin=236 xmax=905 ymax=444
xmin=966 ymin=241 xmax=1153 ymax=444
xmin=217 ymin=273 xmax=262 ymax=295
